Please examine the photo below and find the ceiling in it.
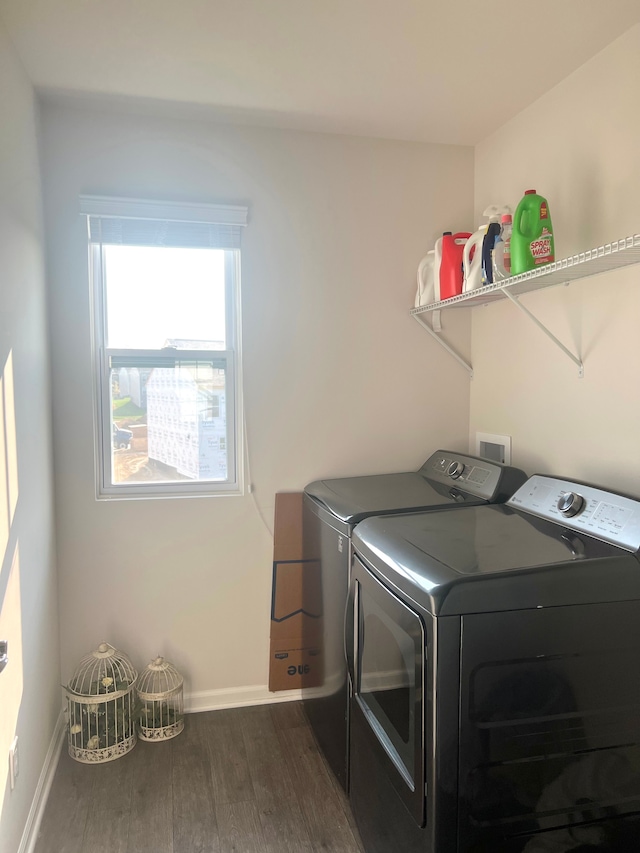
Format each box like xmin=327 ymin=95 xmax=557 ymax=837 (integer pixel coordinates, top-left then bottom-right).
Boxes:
xmin=1 ymin=0 xmax=639 ymax=145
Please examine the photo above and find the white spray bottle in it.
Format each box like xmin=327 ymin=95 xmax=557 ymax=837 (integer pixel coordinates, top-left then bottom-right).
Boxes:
xmin=463 ymin=205 xmax=511 ymax=292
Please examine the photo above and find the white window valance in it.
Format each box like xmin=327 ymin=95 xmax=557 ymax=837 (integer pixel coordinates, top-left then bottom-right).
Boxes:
xmin=80 ymin=195 xmax=248 ymax=250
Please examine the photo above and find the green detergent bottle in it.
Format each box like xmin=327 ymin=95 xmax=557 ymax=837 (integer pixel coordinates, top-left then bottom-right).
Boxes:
xmin=511 ymin=190 xmax=555 ymax=274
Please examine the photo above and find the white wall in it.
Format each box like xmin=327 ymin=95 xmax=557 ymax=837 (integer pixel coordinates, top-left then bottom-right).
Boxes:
xmin=471 ymin=24 xmax=640 ymax=494
xmin=41 ymin=103 xmax=474 ymax=701
xmin=0 ymin=25 xmax=59 ymax=853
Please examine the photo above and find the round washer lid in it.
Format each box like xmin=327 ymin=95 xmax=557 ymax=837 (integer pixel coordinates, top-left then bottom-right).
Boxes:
xmin=353 ymin=505 xmax=640 ymax=615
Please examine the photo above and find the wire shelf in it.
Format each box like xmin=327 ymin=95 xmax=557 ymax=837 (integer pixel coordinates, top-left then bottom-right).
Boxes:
xmin=411 ymin=234 xmax=640 ymax=314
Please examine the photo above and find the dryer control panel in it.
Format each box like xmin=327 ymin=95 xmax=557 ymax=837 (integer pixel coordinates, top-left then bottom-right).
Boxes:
xmin=508 ymin=475 xmax=640 ymax=552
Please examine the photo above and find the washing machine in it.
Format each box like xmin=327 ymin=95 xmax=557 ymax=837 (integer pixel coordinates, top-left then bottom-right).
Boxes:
xmin=302 ymin=450 xmax=527 ymax=790
xmin=348 ymin=474 xmax=640 ymax=852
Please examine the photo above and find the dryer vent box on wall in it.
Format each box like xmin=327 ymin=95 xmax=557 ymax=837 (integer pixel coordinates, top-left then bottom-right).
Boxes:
xmin=475 ymin=432 xmax=511 ymax=465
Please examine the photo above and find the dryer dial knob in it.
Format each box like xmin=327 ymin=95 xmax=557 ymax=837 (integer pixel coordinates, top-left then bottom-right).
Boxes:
xmin=557 ymin=492 xmax=585 ymax=517
xmin=448 ymin=461 xmax=464 ymax=479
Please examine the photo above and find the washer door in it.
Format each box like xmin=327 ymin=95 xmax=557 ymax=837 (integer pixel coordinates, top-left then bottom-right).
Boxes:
xmin=351 ymin=555 xmax=426 ymax=827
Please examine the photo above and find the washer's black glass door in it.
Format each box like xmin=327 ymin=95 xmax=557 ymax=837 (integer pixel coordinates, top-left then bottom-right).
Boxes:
xmin=353 ymin=555 xmax=425 ymax=826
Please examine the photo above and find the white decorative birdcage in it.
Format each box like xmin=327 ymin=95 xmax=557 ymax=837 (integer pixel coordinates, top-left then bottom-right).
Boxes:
xmin=136 ymin=656 xmax=184 ymax=741
xmin=65 ymin=642 xmax=138 ymax=763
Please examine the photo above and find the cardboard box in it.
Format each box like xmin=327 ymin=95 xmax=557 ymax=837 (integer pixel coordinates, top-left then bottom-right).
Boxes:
xmin=273 ymin=491 xmax=304 ymax=562
xmin=271 ymin=560 xmax=321 ymax=633
xmin=268 ymin=639 xmax=323 ymax=691
xmin=269 ymin=492 xmax=323 ymax=691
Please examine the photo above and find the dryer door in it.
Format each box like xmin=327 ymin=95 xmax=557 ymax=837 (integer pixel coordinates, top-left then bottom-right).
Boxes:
xmin=351 ymin=555 xmax=426 ymax=827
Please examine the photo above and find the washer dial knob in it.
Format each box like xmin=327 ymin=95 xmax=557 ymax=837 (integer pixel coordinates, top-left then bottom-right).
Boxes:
xmin=448 ymin=461 xmax=464 ymax=479
xmin=557 ymin=492 xmax=585 ymax=517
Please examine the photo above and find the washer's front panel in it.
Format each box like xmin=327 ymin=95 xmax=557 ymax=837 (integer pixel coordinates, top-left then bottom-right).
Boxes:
xmin=458 ymin=601 xmax=640 ymax=851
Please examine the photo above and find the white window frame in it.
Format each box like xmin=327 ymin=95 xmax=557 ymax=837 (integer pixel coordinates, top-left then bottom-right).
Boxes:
xmin=81 ymin=195 xmax=247 ymax=500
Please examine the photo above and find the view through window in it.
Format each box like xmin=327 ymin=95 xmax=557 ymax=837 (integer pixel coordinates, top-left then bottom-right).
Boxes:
xmin=106 ymin=246 xmax=229 ymax=486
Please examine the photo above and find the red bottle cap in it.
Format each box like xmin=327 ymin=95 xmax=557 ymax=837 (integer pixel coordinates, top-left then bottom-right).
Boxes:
xmin=525 ymin=189 xmax=536 ymax=195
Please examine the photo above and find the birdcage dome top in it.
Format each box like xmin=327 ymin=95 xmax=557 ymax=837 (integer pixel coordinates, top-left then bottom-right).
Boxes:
xmin=66 ymin=642 xmax=137 ymax=699
xmin=137 ymin=656 xmax=183 ymax=698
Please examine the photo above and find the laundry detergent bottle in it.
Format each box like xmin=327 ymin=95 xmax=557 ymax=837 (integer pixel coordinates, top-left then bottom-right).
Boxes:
xmin=439 ymin=231 xmax=471 ymax=300
xmin=462 ymin=225 xmax=486 ymax=292
xmin=415 ymin=250 xmax=436 ymax=307
xmin=511 ymin=190 xmax=555 ymax=274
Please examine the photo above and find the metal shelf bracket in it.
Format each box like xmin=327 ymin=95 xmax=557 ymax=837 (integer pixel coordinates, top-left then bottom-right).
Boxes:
xmin=412 ymin=311 xmax=474 ymax=378
xmin=501 ymin=288 xmax=584 ymax=378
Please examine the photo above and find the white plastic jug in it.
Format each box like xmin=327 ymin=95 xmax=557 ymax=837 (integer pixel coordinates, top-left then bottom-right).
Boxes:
xmin=415 ymin=250 xmax=435 ymax=307
xmin=433 ymin=236 xmax=443 ymax=301
xmin=463 ymin=225 xmax=487 ymax=293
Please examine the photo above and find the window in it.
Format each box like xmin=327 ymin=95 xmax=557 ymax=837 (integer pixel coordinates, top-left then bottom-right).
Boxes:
xmin=81 ymin=196 xmax=247 ymax=498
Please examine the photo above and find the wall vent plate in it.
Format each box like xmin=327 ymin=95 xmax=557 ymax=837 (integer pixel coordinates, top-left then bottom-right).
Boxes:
xmin=475 ymin=432 xmax=511 ymax=465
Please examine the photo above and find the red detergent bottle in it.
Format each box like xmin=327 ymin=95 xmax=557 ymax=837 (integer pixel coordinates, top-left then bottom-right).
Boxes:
xmin=439 ymin=231 xmax=472 ymax=299
xmin=511 ymin=190 xmax=555 ymax=274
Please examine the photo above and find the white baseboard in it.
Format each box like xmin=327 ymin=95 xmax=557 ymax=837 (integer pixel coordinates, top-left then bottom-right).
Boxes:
xmin=18 ymin=710 xmax=65 ymax=853
xmin=185 ymin=683 xmax=305 ymax=713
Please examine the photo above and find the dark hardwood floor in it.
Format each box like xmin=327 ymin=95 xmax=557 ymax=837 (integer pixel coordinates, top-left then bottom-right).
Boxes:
xmin=34 ymin=701 xmax=364 ymax=853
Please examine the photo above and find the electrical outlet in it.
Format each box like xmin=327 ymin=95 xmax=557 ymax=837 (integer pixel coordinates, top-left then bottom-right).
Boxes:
xmin=9 ymin=737 xmax=18 ymax=790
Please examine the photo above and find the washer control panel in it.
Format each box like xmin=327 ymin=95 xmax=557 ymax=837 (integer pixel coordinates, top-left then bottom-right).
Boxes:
xmin=423 ymin=451 xmax=509 ymax=500
xmin=508 ymin=475 xmax=640 ymax=552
